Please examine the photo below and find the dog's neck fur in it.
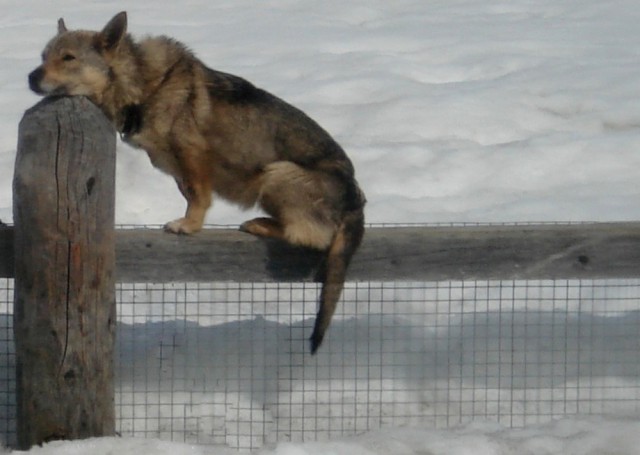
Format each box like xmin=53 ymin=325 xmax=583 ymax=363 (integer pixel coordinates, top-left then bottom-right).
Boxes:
xmin=98 ymin=34 xmax=191 ymax=133
xmin=92 ymin=35 xmax=145 ymax=130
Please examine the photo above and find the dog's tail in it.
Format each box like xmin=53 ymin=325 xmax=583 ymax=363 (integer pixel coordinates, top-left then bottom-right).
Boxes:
xmin=309 ymin=203 xmax=365 ymax=355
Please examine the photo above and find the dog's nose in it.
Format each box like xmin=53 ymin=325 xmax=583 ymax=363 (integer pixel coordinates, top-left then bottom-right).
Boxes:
xmin=28 ymin=68 xmax=45 ymax=94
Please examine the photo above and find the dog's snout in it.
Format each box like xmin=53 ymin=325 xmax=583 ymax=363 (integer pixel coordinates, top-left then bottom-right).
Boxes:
xmin=28 ymin=67 xmax=45 ymax=94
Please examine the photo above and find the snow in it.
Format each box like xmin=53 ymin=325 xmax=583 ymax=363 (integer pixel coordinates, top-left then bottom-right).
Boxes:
xmin=1 ymin=0 xmax=640 ymax=453
xmin=3 ymin=0 xmax=640 ymax=226
xmin=8 ymin=417 xmax=640 ymax=455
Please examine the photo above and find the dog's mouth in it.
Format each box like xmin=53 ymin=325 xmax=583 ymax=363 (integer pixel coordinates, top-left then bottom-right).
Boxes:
xmin=28 ymin=68 xmax=48 ymax=95
xmin=28 ymin=68 xmax=68 ymax=96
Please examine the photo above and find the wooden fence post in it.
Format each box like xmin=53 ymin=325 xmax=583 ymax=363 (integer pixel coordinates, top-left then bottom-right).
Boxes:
xmin=12 ymin=96 xmax=117 ymax=449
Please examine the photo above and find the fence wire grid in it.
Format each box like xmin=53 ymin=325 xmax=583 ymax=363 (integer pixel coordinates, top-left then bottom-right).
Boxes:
xmin=1 ymin=277 xmax=640 ymax=450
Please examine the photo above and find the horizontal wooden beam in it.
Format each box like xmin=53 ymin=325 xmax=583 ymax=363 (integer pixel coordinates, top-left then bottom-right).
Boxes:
xmin=0 ymin=226 xmax=12 ymax=279
xmin=2 ymin=223 xmax=640 ymax=282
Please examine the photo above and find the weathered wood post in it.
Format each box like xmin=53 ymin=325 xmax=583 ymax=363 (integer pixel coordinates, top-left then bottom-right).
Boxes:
xmin=12 ymin=96 xmax=116 ymax=449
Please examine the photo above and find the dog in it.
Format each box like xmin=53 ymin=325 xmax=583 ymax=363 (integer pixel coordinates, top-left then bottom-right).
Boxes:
xmin=28 ymin=11 xmax=366 ymax=354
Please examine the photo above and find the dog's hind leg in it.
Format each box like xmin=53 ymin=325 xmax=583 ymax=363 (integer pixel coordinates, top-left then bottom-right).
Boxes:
xmin=241 ymin=161 xmax=338 ymax=250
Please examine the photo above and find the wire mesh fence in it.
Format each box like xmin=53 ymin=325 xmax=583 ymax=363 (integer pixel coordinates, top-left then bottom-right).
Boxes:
xmin=2 ymin=277 xmax=640 ymax=450
xmin=0 ymin=278 xmax=14 ymax=448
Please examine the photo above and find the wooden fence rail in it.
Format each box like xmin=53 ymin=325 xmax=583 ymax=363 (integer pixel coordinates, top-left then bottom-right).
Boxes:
xmin=3 ymin=221 xmax=640 ymax=283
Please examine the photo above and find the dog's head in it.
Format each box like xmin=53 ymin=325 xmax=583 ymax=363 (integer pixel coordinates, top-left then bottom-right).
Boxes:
xmin=28 ymin=12 xmax=128 ymax=99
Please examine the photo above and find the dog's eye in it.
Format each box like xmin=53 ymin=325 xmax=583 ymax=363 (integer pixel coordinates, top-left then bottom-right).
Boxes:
xmin=62 ymin=54 xmax=76 ymax=62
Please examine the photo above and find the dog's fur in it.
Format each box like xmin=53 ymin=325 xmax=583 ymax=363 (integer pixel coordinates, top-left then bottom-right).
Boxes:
xmin=28 ymin=11 xmax=366 ymax=354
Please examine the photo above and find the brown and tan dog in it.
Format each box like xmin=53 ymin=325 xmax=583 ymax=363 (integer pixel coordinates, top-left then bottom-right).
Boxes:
xmin=28 ymin=11 xmax=366 ymax=354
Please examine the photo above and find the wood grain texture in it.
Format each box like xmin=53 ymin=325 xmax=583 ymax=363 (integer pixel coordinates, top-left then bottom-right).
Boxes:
xmin=12 ymin=97 xmax=116 ymax=449
xmin=111 ymin=222 xmax=640 ymax=282
xmin=4 ymin=223 xmax=640 ymax=283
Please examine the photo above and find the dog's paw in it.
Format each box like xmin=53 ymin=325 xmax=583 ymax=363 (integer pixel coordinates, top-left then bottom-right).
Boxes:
xmin=240 ymin=217 xmax=285 ymax=240
xmin=164 ymin=218 xmax=201 ymax=235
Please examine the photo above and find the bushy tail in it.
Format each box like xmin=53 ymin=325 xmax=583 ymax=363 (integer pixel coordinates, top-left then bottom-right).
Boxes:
xmin=309 ymin=208 xmax=365 ymax=354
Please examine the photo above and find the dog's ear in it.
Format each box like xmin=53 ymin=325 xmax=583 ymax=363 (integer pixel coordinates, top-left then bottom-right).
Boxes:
xmin=57 ymin=18 xmax=68 ymax=35
xmin=99 ymin=11 xmax=127 ymax=51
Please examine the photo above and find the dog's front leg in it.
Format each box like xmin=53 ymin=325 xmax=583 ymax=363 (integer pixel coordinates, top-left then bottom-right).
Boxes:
xmin=164 ymin=178 xmax=212 ymax=235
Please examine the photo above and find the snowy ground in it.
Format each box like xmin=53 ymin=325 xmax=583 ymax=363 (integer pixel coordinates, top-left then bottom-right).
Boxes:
xmin=8 ymin=417 xmax=640 ymax=455
xmin=1 ymin=0 xmax=640 ymax=453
